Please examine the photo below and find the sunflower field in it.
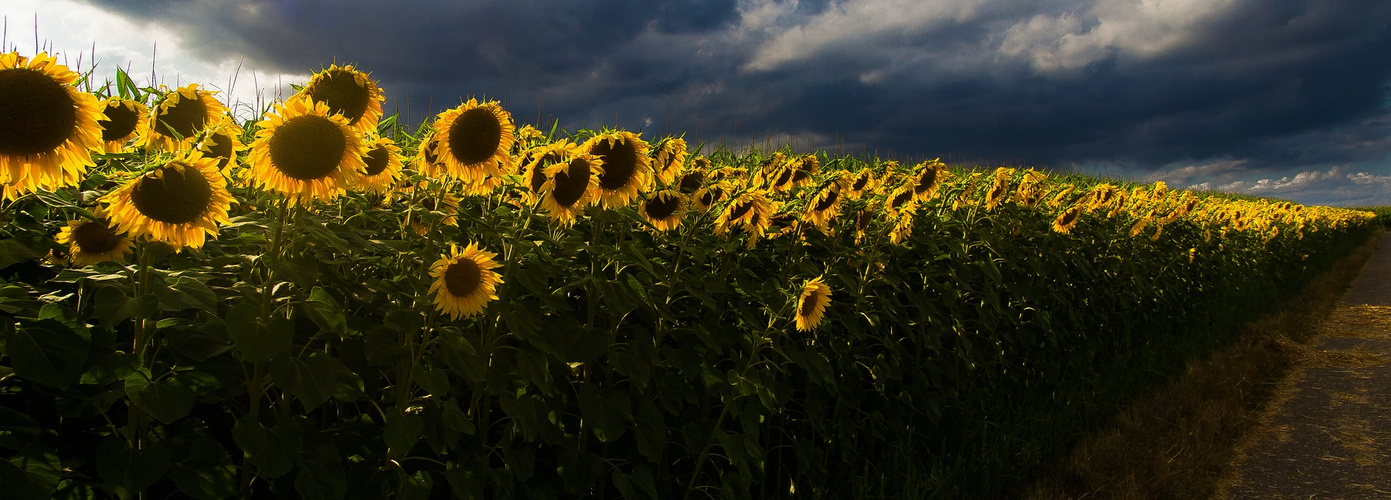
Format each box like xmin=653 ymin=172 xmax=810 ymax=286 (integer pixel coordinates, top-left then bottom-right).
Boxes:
xmin=0 ymin=52 xmax=1379 ymax=499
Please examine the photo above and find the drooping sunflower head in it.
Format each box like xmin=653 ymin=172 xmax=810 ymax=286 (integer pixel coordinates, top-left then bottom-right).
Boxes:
xmin=246 ymin=96 xmax=366 ymax=205
xmin=716 ymin=190 xmax=773 ymax=237
xmin=584 ymin=130 xmax=651 ymax=208
xmin=846 ymin=168 xmax=876 ymax=200
xmin=139 ymin=83 xmax=229 ymax=151
xmin=984 ymin=172 xmax=1011 ymax=211
xmin=520 ymin=139 xmax=580 ymax=203
xmin=804 ymin=181 xmax=843 ymax=229
xmin=1053 ymin=205 xmax=1083 ymax=234
xmin=910 ymin=159 xmax=947 ymax=202
xmin=641 ymin=189 xmax=685 ymax=232
xmin=96 ymin=97 xmax=149 ymax=153
xmin=795 ymin=276 xmax=832 ymax=332
xmin=101 ymin=152 xmax=233 ymax=251
xmin=429 ymin=242 xmax=504 ymax=320
xmin=539 ymin=152 xmax=605 ymax=227
xmin=411 ymin=133 xmax=448 ymax=179
xmin=433 ymin=98 xmax=515 ymax=182
xmin=0 ymin=52 xmax=103 ymax=197
xmin=350 ymin=135 xmax=404 ymax=194
xmin=693 ymin=181 xmax=729 ymax=211
xmin=196 ymin=117 xmax=246 ymax=177
xmin=54 ymin=209 xmax=133 ymax=266
xmin=853 ymin=204 xmax=877 ymax=244
xmin=677 ymin=168 xmax=705 ymax=195
xmin=651 ymin=137 xmax=688 ymax=186
xmin=298 ymin=64 xmax=385 ymax=134
xmin=885 ymin=182 xmax=917 ymax=215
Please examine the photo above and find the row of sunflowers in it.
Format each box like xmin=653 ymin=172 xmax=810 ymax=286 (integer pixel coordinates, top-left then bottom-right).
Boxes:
xmin=0 ymin=50 xmax=1379 ymax=499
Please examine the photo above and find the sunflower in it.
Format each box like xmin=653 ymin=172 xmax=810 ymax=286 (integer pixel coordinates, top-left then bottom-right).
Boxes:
xmin=519 ymin=139 xmax=580 ymax=203
xmin=677 ymin=168 xmax=704 ymax=195
xmin=753 ymin=152 xmax=788 ymax=188
xmin=539 ymin=153 xmax=605 ymax=227
xmin=351 ymin=136 xmax=403 ymax=194
xmin=412 ymin=133 xmax=448 ymax=179
xmin=845 ymin=168 xmax=876 ymax=200
xmin=462 ymin=174 xmax=503 ymax=197
xmin=0 ymin=52 xmax=103 ymax=197
xmin=651 ymin=137 xmax=687 ymax=186
xmin=96 ymin=96 xmax=148 ymax=153
xmin=138 ymin=83 xmax=229 ymax=151
xmin=888 ymin=210 xmax=915 ymax=245
xmin=641 ymin=189 xmax=684 ymax=232
xmin=693 ymin=182 xmax=729 ymax=211
xmin=411 ymin=190 xmax=461 ymax=235
xmin=804 ymin=181 xmax=842 ymax=229
xmin=433 ymin=98 xmax=515 ymax=183
xmin=764 ymin=211 xmax=803 ymax=241
xmin=884 ymin=183 xmax=917 ymax=216
xmin=298 ymin=64 xmax=385 ymax=135
xmin=429 ymin=242 xmax=503 ymax=320
xmin=715 ymin=190 xmax=772 ymax=237
xmin=101 ymin=152 xmax=233 ymax=250
xmin=984 ymin=174 xmax=1010 ymax=211
xmin=853 ymin=204 xmax=877 ymax=244
xmin=246 ymin=96 xmax=366 ymax=205
xmin=789 ymin=155 xmax=819 ymax=190
xmin=1052 ymin=205 xmax=1082 ymax=234
xmin=910 ymin=159 xmax=946 ymax=202
xmin=195 ymin=117 xmax=245 ymax=177
xmin=54 ymin=210 xmax=133 ymax=265
xmin=584 ymin=130 xmax=651 ymax=208
xmin=794 ymin=276 xmax=831 ymax=332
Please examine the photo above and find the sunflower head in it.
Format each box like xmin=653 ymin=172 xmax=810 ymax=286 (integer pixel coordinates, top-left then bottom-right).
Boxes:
xmin=429 ymin=242 xmax=504 ymax=320
xmin=0 ymin=52 xmax=103 ymax=197
xmin=885 ymin=183 xmax=917 ymax=215
xmin=910 ymin=159 xmax=947 ymax=202
xmin=196 ymin=117 xmax=246 ymax=177
xmin=412 ymin=189 xmax=462 ymax=235
xmin=97 ymin=97 xmax=149 ymax=153
xmin=246 ymin=96 xmax=366 ymax=205
xmin=101 ymin=151 xmax=233 ymax=251
xmin=139 ymin=83 xmax=229 ymax=151
xmin=520 ymin=139 xmax=581 ymax=202
xmin=539 ymin=152 xmax=605 ymax=227
xmin=795 ymin=276 xmax=832 ymax=332
xmin=677 ymin=169 xmax=705 ymax=194
xmin=693 ymin=181 xmax=729 ymax=211
xmin=716 ymin=190 xmax=773 ymax=238
xmin=433 ymin=98 xmax=515 ymax=182
xmin=641 ymin=189 xmax=685 ymax=232
xmin=54 ymin=209 xmax=133 ymax=266
xmin=298 ymin=64 xmax=385 ymax=134
xmin=351 ymin=135 xmax=404 ymax=194
xmin=804 ymin=181 xmax=843 ymax=229
xmin=651 ymin=137 xmax=688 ymax=186
xmin=584 ymin=130 xmax=651 ymax=208
xmin=846 ymin=168 xmax=877 ymax=200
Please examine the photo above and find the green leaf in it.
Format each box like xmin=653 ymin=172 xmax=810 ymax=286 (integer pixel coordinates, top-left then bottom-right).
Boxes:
xmin=96 ymin=436 xmax=170 ymax=499
xmin=5 ymin=319 xmax=89 ymax=390
xmin=166 ymin=436 xmax=237 ymax=500
xmin=3 ymin=443 xmax=60 ymax=500
xmin=232 ymin=415 xmax=303 ymax=479
xmin=301 ymin=287 xmax=347 ymax=334
xmin=383 ymin=412 xmax=423 ymax=458
xmin=0 ymin=238 xmax=42 ymax=270
xmin=269 ymin=352 xmax=361 ymax=411
xmin=577 ymin=384 xmax=629 ymax=443
xmin=443 ymin=463 xmax=484 ymax=500
xmin=124 ymin=369 xmax=196 ymax=424
xmin=154 ymin=277 xmax=217 ymax=312
xmin=226 ymin=303 xmax=290 ymax=363
xmin=0 ymin=406 xmax=41 ymax=449
xmin=293 ymin=444 xmax=346 ymax=500
xmin=394 ymin=469 xmax=433 ymax=500
xmin=634 ymin=398 xmax=666 ymax=462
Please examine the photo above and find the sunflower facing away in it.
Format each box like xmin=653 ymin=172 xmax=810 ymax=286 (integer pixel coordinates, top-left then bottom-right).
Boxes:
xmin=795 ymin=276 xmax=832 ymax=332
xmin=430 ymin=242 xmax=503 ymax=320
xmin=641 ymin=189 xmax=685 ymax=232
xmin=54 ymin=209 xmax=133 ymax=266
xmin=1052 ymin=205 xmax=1083 ymax=234
xmin=102 ymin=152 xmax=233 ymax=250
xmin=196 ymin=117 xmax=246 ymax=177
xmin=138 ymin=83 xmax=229 ymax=151
xmin=910 ymin=159 xmax=946 ymax=202
xmin=0 ymin=52 xmax=103 ymax=197
xmin=96 ymin=96 xmax=148 ymax=153
xmin=351 ymin=135 xmax=404 ymax=194
xmin=298 ymin=64 xmax=385 ymax=135
xmin=433 ymin=98 xmax=515 ymax=183
xmin=585 ymin=130 xmax=652 ymax=208
xmin=651 ymin=137 xmax=687 ymax=186
xmin=246 ymin=96 xmax=366 ymax=205
xmin=539 ymin=152 xmax=605 ymax=227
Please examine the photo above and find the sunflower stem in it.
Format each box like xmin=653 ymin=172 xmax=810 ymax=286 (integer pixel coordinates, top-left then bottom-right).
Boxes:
xmin=241 ymin=196 xmax=290 ymax=491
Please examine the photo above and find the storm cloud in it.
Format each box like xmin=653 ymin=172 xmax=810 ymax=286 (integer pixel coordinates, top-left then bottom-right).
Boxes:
xmin=63 ymin=0 xmax=1391 ymax=205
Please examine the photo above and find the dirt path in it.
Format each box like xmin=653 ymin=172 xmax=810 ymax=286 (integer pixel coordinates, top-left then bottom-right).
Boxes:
xmin=1219 ymin=233 xmax=1391 ymax=499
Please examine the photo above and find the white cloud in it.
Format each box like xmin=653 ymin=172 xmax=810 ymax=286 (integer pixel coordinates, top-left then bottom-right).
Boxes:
xmin=997 ymin=0 xmax=1241 ymax=72
xmin=741 ymin=0 xmax=988 ymax=71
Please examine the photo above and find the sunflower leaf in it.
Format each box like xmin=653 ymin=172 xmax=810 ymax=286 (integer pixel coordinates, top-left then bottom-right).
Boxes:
xmin=96 ymin=436 xmax=171 ymax=499
xmin=292 ymin=444 xmax=347 ymax=500
xmin=232 ymin=414 xmax=303 ymax=479
xmin=4 ymin=319 xmax=89 ymax=390
xmin=124 ymin=368 xmax=196 ymax=424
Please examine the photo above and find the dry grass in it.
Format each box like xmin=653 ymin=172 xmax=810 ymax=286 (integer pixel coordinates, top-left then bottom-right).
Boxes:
xmin=1021 ymin=231 xmax=1384 ymax=500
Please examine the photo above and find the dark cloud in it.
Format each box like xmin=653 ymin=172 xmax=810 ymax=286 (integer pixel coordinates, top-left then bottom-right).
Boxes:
xmin=80 ymin=0 xmax=1391 ymax=205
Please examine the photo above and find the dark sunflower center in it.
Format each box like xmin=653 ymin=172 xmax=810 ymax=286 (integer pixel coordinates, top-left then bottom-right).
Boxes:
xmin=644 ymin=195 xmax=680 ymax=219
xmin=72 ymin=219 xmax=121 ymax=254
xmin=914 ymin=170 xmax=938 ymax=194
xmin=444 ymin=257 xmax=482 ymax=297
xmin=813 ymin=188 xmax=839 ymax=211
xmin=700 ymin=187 xmax=724 ymax=206
xmin=678 ymin=171 xmax=703 ymax=193
xmin=0 ymin=67 xmax=78 ymax=156
xmin=891 ymin=190 xmax=913 ymax=208
xmin=100 ymin=102 xmax=140 ymax=143
xmin=153 ymin=93 xmax=209 ymax=140
xmin=362 ymin=145 xmax=391 ymax=176
xmin=798 ymin=294 xmax=818 ymax=317
xmin=447 ymin=107 xmax=502 ymax=166
xmin=204 ymin=132 xmax=236 ymax=170
xmin=852 ymin=175 xmax=869 ymax=191
xmin=773 ymin=168 xmax=793 ymax=187
xmin=421 ymin=198 xmax=438 ymax=211
xmin=131 ymin=163 xmax=213 ymax=224
xmin=307 ymin=69 xmax=370 ymax=124
xmin=268 ymin=115 xmax=345 ymax=180
xmin=729 ymin=201 xmax=753 ymax=221
xmin=552 ymin=158 xmax=592 ymax=207
xmin=593 ymin=139 xmax=638 ymax=190
xmin=531 ymin=152 xmax=564 ymax=192
xmin=1060 ymin=208 xmax=1079 ymax=226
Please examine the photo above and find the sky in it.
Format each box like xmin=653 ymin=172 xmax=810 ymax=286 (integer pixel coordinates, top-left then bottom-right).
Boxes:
xmin=3 ymin=0 xmax=1389 ymax=207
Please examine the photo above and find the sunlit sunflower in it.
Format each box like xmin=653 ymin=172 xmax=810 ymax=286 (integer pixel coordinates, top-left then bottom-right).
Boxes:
xmin=351 ymin=136 xmax=403 ymax=194
xmin=794 ymin=276 xmax=832 ymax=332
xmin=411 ymin=133 xmax=449 ymax=179
xmin=641 ymin=189 xmax=685 ymax=232
xmin=984 ymin=173 xmax=1010 ymax=211
xmin=853 ymin=204 xmax=877 ymax=244
xmin=433 ymin=98 xmax=515 ymax=183
xmin=462 ymin=174 xmax=503 ymax=197
xmin=716 ymin=190 xmax=772 ymax=237
xmin=1052 ymin=205 xmax=1083 ymax=234
xmin=888 ymin=210 xmax=916 ymax=245
xmin=519 ymin=139 xmax=580 ymax=203
xmin=101 ymin=152 xmax=233 ymax=250
xmin=753 ymin=152 xmax=788 ymax=188
xmin=96 ymin=96 xmax=148 ymax=153
xmin=804 ymin=181 xmax=843 ymax=229
xmin=651 ymin=137 xmax=687 ymax=186
xmin=789 ymin=155 xmax=819 ymax=190
xmin=298 ymin=64 xmax=385 ymax=135
xmin=0 ymin=52 xmax=103 ymax=197
xmin=765 ymin=211 xmax=803 ymax=241
xmin=195 ymin=117 xmax=245 ymax=177
xmin=246 ymin=96 xmax=366 ymax=205
xmin=429 ymin=242 xmax=503 ymax=320
xmin=411 ymin=190 xmax=461 ymax=235
xmin=54 ymin=210 xmax=133 ymax=265
xmin=539 ymin=153 xmax=605 ymax=227
xmin=584 ymin=130 xmax=651 ymax=208
xmin=884 ymin=183 xmax=917 ymax=216
xmin=138 ymin=83 xmax=229 ymax=151
xmin=677 ymin=168 xmax=704 ymax=195
xmin=513 ymin=124 xmax=545 ymax=148
xmin=693 ymin=181 xmax=730 ymax=211
xmin=845 ymin=168 xmax=877 ymax=200
xmin=910 ymin=159 xmax=946 ymax=202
